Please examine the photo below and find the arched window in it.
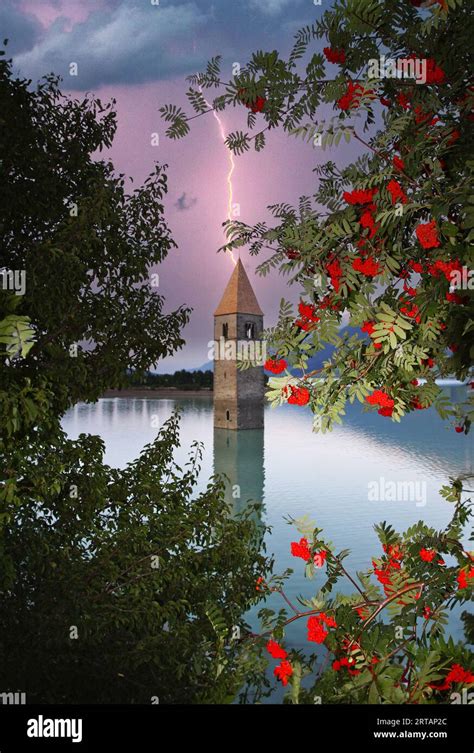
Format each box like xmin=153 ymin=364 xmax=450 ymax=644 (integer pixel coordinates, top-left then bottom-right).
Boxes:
xmin=222 ymin=323 xmax=228 ymax=339
xmin=226 ymin=410 xmax=230 ymax=421
xmin=245 ymin=321 xmax=255 ymax=339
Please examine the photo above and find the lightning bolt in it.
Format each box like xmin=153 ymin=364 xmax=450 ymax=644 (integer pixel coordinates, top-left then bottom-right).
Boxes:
xmin=199 ymin=87 xmax=237 ymax=266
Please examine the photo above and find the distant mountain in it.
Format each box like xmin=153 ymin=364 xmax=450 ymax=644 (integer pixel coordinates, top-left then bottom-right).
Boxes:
xmin=303 ymin=325 xmax=359 ymax=371
xmin=189 ymin=361 xmax=213 ymax=373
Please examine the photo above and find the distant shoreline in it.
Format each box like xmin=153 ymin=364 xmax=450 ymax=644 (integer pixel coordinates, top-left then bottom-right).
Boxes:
xmin=102 ymin=388 xmax=213 ymax=399
xmin=101 ymin=378 xmax=468 ymax=401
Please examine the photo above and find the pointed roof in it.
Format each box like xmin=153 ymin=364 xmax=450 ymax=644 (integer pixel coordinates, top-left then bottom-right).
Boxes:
xmin=214 ymin=259 xmax=263 ymax=316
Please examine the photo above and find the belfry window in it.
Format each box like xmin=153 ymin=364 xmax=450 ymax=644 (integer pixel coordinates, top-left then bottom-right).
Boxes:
xmin=245 ymin=321 xmax=255 ymax=339
xmin=222 ymin=323 xmax=228 ymax=339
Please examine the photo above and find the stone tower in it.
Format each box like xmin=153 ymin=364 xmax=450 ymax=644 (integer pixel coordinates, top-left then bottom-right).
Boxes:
xmin=213 ymin=259 xmax=264 ymax=430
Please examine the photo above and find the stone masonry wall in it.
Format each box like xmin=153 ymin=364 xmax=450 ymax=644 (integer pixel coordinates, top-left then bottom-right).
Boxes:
xmin=214 ymin=313 xmax=264 ymax=429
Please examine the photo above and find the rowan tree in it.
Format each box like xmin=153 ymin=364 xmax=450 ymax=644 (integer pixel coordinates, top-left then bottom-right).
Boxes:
xmin=161 ymin=0 xmax=474 ymax=703
xmin=161 ymin=0 xmax=473 ymax=433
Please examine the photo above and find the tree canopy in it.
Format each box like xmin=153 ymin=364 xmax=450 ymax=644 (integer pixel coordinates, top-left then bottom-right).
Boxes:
xmin=159 ymin=0 xmax=474 ymax=705
xmin=161 ymin=0 xmax=473 ymax=433
xmin=0 ymin=50 xmax=270 ymax=703
xmin=1 ymin=49 xmax=189 ymax=428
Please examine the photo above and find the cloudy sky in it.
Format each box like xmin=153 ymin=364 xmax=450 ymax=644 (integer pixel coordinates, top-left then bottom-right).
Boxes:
xmin=4 ymin=0 xmax=355 ymax=371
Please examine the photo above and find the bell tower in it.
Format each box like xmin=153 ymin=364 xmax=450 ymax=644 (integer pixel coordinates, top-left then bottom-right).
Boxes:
xmin=213 ymin=259 xmax=264 ymax=430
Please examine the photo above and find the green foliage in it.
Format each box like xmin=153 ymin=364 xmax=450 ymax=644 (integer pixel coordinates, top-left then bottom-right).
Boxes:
xmin=0 ymin=315 xmax=35 ymax=358
xmin=0 ymin=51 xmax=191 ymax=422
xmin=161 ymin=0 xmax=473 ymax=433
xmin=186 ymin=87 xmax=209 ymax=114
xmin=250 ymin=478 xmax=473 ymax=705
xmin=159 ymin=104 xmax=190 ymax=139
xmin=0 ymin=53 xmax=271 ymax=704
xmin=0 ymin=414 xmax=271 ymax=703
xmin=225 ymin=130 xmax=251 ymax=156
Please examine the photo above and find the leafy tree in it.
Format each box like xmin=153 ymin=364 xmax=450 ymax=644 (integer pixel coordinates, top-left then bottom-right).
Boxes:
xmin=251 ymin=476 xmax=473 ymax=704
xmin=161 ymin=0 xmax=473 ymax=702
xmin=160 ymin=0 xmax=473 ymax=433
xmin=0 ymin=50 xmax=270 ymax=703
xmin=0 ymin=46 xmax=189 ymax=425
xmin=1 ymin=414 xmax=269 ymax=703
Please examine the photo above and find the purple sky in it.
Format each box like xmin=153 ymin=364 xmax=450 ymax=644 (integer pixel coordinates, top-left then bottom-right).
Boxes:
xmin=5 ymin=0 xmax=359 ymax=371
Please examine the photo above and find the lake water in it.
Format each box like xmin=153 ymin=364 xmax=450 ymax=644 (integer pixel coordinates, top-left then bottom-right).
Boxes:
xmin=63 ymin=387 xmax=472 ymax=684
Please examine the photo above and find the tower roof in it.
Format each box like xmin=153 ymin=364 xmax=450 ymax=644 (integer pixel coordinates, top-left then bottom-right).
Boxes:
xmin=214 ymin=258 xmax=263 ymax=316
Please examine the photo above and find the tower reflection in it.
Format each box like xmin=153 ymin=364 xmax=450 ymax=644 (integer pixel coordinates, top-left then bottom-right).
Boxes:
xmin=213 ymin=426 xmax=265 ymax=523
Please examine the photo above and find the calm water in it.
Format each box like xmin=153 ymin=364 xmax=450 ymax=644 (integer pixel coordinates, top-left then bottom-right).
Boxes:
xmin=63 ymin=387 xmax=472 ymax=688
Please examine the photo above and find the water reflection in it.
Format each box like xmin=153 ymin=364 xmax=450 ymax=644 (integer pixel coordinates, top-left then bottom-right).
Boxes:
xmin=63 ymin=391 xmax=472 ymax=651
xmin=213 ymin=427 xmax=265 ymax=516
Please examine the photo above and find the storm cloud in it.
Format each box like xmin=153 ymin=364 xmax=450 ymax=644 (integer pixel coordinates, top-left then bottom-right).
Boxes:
xmin=10 ymin=0 xmax=312 ymax=90
xmin=14 ymin=1 xmax=211 ymax=88
xmin=1 ymin=0 xmax=42 ymax=55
